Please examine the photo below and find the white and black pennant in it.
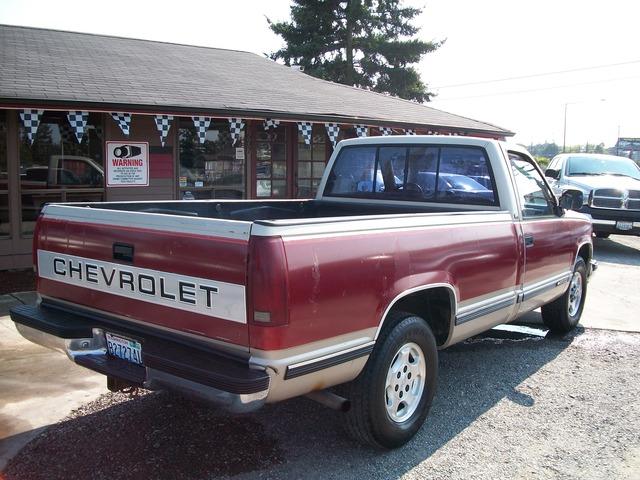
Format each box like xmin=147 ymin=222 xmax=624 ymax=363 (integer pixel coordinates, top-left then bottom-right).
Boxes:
xmin=67 ymin=111 xmax=89 ymax=143
xmin=298 ymin=122 xmax=313 ymax=145
xmin=325 ymin=123 xmax=340 ymax=147
xmin=192 ymin=117 xmax=211 ymax=144
xmin=154 ymin=115 xmax=174 ymax=147
xmin=111 ymin=112 xmax=132 ymax=136
xmin=228 ymin=118 xmax=245 ymax=146
xmin=19 ymin=109 xmax=44 ymax=144
xmin=355 ymin=125 xmax=368 ymax=137
xmin=264 ymin=118 xmax=280 ymax=130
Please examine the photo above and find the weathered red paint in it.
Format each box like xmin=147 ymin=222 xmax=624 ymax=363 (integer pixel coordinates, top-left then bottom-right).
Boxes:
xmin=36 ymin=217 xmax=250 ymax=345
xmin=249 ymin=221 xmax=521 ymax=350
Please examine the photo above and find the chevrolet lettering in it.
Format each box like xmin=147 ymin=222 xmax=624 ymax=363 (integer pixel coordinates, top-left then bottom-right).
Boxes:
xmin=37 ymin=250 xmax=245 ymax=323
xmin=11 ymin=136 xmax=597 ymax=448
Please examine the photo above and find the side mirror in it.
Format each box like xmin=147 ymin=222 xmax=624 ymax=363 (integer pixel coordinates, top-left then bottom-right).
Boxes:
xmin=559 ymin=189 xmax=584 ymax=211
xmin=545 ymin=168 xmax=559 ymax=179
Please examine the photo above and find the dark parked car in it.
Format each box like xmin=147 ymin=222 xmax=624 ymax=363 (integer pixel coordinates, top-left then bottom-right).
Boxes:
xmin=545 ymin=153 xmax=640 ymax=237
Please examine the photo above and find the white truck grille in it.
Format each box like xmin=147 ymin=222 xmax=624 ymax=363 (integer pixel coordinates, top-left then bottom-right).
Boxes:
xmin=591 ymin=189 xmax=640 ymax=211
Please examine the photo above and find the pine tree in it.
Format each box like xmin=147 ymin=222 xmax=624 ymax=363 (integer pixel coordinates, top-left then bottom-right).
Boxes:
xmin=268 ymin=0 xmax=443 ymax=102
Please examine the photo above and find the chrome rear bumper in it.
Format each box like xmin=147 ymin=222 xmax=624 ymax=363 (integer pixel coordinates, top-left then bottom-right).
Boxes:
xmin=11 ymin=305 xmax=269 ymax=414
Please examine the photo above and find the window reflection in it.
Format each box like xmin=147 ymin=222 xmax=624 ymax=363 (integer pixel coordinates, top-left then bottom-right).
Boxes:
xmin=19 ymin=111 xmax=104 ymax=235
xmin=178 ymin=120 xmax=245 ymax=199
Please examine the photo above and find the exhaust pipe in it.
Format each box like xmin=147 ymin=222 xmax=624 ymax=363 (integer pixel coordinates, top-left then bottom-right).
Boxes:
xmin=306 ymin=390 xmax=351 ymax=412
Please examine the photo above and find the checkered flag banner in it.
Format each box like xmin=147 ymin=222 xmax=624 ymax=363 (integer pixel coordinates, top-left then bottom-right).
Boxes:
xmin=192 ymin=117 xmax=211 ymax=144
xmin=355 ymin=125 xmax=368 ymax=138
xmin=111 ymin=112 xmax=132 ymax=136
xmin=228 ymin=118 xmax=245 ymax=146
xmin=404 ymin=129 xmax=416 ymax=135
xmin=380 ymin=127 xmax=393 ymax=136
xmin=325 ymin=123 xmax=340 ymax=147
xmin=264 ymin=118 xmax=280 ymax=130
xmin=67 ymin=111 xmax=89 ymax=143
xmin=154 ymin=115 xmax=174 ymax=147
xmin=298 ymin=122 xmax=313 ymax=145
xmin=19 ymin=109 xmax=44 ymax=144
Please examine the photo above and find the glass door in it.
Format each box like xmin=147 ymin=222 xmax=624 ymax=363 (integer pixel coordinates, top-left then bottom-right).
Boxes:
xmin=0 ymin=111 xmax=10 ymax=245
xmin=296 ymin=124 xmax=327 ymax=198
xmin=255 ymin=124 xmax=288 ymax=198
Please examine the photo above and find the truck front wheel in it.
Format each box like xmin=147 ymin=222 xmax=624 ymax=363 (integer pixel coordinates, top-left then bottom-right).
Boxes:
xmin=541 ymin=257 xmax=588 ymax=333
xmin=345 ymin=312 xmax=438 ymax=448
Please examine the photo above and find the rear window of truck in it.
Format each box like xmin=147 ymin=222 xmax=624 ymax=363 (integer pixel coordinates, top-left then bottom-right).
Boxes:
xmin=324 ymin=145 xmax=498 ymax=206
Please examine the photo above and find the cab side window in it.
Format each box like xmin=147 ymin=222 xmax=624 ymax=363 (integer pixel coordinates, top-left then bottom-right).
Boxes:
xmin=509 ymin=152 xmax=555 ymax=218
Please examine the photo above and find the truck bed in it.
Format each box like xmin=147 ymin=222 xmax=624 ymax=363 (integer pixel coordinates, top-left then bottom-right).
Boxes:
xmin=67 ymin=199 xmax=487 ymax=223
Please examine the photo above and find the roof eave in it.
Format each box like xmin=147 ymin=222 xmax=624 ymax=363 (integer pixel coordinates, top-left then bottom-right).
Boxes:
xmin=0 ymin=97 xmax=514 ymax=137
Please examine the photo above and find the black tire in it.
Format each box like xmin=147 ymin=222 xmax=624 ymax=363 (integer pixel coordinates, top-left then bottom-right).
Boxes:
xmin=345 ymin=311 xmax=438 ymax=448
xmin=595 ymin=232 xmax=610 ymax=239
xmin=541 ymin=258 xmax=588 ymax=333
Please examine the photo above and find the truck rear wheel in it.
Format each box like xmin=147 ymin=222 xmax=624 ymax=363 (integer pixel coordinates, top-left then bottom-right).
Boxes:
xmin=541 ymin=257 xmax=588 ymax=333
xmin=345 ymin=312 xmax=438 ymax=448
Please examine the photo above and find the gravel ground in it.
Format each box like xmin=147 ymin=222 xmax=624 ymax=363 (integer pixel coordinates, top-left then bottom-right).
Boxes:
xmin=3 ymin=327 xmax=640 ymax=480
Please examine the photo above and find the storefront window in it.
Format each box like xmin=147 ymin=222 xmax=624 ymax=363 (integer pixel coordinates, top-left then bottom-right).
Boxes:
xmin=178 ymin=119 xmax=245 ymax=199
xmin=0 ymin=110 xmax=8 ymax=239
xmin=297 ymin=124 xmax=327 ymax=198
xmin=19 ymin=111 xmax=104 ymax=235
xmin=256 ymin=125 xmax=287 ymax=198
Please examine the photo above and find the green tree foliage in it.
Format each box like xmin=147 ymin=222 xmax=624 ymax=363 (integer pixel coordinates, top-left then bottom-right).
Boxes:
xmin=527 ymin=141 xmax=609 ymax=160
xmin=268 ymin=0 xmax=443 ymax=102
xmin=527 ymin=142 xmax=560 ymax=159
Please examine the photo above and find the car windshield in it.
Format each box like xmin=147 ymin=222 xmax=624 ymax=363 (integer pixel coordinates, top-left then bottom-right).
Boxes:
xmin=566 ymin=155 xmax=640 ymax=180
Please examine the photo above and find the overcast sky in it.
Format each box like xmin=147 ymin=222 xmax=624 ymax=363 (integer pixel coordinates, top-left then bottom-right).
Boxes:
xmin=1 ymin=0 xmax=638 ymax=147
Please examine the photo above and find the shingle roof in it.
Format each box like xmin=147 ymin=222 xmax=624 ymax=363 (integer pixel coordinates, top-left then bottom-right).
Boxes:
xmin=0 ymin=24 xmax=513 ymax=136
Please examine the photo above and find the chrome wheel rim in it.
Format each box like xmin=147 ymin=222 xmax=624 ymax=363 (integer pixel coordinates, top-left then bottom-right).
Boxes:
xmin=384 ymin=342 xmax=426 ymax=423
xmin=568 ymin=271 xmax=583 ymax=317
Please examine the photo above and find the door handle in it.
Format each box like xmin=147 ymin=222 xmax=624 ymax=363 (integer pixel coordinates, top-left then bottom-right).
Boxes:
xmin=524 ymin=234 xmax=535 ymax=248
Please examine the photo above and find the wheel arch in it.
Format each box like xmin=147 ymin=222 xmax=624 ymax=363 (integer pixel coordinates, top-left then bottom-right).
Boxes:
xmin=576 ymin=240 xmax=592 ymax=265
xmin=374 ymin=284 xmax=457 ymax=347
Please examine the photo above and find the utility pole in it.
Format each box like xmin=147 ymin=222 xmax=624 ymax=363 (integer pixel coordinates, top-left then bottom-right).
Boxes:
xmin=562 ymin=103 xmax=568 ymax=153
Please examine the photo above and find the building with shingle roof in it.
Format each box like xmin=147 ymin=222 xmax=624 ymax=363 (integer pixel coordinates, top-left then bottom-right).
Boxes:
xmin=0 ymin=24 xmax=512 ymax=269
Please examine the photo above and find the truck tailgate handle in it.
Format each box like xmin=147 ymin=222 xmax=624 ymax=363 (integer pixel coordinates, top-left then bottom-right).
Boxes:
xmin=113 ymin=243 xmax=134 ymax=262
xmin=524 ymin=234 xmax=535 ymax=248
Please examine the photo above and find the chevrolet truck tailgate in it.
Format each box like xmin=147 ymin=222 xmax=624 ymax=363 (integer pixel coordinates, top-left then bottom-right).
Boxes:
xmin=34 ymin=204 xmax=253 ymax=347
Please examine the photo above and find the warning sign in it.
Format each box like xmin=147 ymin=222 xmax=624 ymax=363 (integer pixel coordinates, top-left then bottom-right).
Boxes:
xmin=106 ymin=141 xmax=149 ymax=187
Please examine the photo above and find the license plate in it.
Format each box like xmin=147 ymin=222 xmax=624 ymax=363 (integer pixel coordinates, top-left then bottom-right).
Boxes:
xmin=106 ymin=332 xmax=143 ymax=365
xmin=616 ymin=221 xmax=633 ymax=231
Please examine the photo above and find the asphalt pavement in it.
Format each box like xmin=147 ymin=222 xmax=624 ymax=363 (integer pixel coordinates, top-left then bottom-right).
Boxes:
xmin=0 ymin=293 xmax=107 ymax=471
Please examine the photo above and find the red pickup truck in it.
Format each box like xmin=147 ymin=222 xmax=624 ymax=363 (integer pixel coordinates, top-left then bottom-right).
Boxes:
xmin=11 ymin=136 xmax=596 ymax=448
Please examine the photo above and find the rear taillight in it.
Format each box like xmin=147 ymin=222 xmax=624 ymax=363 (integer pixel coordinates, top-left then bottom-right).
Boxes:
xmin=248 ymin=236 xmax=289 ymax=327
